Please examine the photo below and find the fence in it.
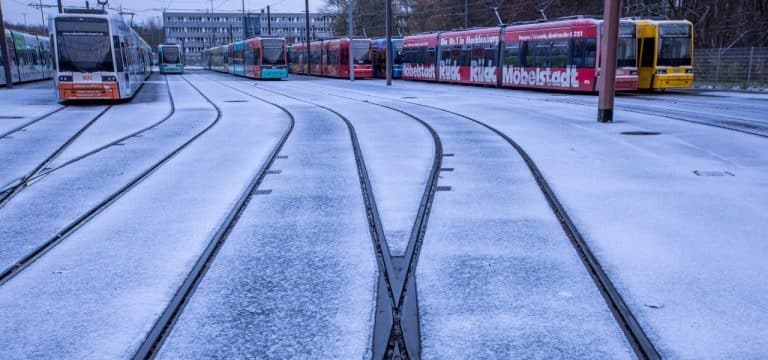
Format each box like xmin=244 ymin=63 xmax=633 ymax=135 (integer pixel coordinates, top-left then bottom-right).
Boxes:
xmin=694 ymin=47 xmax=768 ymax=88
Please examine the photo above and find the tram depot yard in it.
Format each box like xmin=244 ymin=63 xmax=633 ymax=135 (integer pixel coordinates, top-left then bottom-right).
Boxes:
xmin=1 ymin=71 xmax=767 ymax=358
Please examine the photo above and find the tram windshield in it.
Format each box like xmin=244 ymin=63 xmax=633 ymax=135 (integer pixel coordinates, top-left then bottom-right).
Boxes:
xmin=352 ymin=40 xmax=371 ymax=64
xmin=262 ymin=39 xmax=286 ymax=66
xmin=161 ymin=46 xmax=180 ymax=64
xmin=55 ymin=17 xmax=113 ymax=73
xmin=617 ymin=22 xmax=637 ymax=68
xmin=394 ymin=42 xmax=404 ymax=65
xmin=658 ymin=23 xmax=692 ymax=67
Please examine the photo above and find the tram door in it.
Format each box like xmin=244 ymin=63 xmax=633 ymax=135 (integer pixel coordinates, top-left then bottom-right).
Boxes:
xmin=115 ymin=36 xmax=131 ymax=97
xmin=636 ymin=22 xmax=657 ymax=89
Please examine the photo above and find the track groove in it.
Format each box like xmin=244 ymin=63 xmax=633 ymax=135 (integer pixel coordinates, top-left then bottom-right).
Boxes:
xmin=133 ymin=75 xmax=294 ymax=359
xmin=0 ymin=75 xmax=216 ymax=287
xmin=282 ymin=80 xmax=660 ymax=359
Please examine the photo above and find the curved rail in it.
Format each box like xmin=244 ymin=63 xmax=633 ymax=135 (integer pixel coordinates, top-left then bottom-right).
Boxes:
xmin=279 ymin=81 xmax=661 ymax=359
xmin=133 ymin=76 xmax=295 ymax=359
xmin=0 ymin=105 xmax=112 ymax=209
xmin=215 ymin=77 xmax=443 ymax=360
xmin=0 ymin=75 xmax=219 ymax=287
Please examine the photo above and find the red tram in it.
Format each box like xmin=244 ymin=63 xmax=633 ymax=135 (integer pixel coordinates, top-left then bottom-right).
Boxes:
xmin=402 ymin=18 xmax=638 ymax=92
xmin=289 ymin=38 xmax=373 ymax=79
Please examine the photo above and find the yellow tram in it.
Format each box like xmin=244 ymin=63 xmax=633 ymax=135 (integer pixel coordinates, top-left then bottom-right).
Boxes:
xmin=635 ymin=19 xmax=694 ymax=90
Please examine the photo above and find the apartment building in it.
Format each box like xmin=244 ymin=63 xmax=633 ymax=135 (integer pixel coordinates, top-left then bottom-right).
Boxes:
xmin=163 ymin=10 xmax=334 ymax=64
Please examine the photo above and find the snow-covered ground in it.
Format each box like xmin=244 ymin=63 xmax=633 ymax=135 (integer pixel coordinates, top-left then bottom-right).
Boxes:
xmin=0 ymin=71 xmax=766 ymax=358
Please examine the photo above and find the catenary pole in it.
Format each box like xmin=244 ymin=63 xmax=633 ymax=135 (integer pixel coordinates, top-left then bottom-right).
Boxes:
xmin=597 ymin=0 xmax=619 ymax=123
xmin=242 ymin=0 xmax=247 ymax=39
xmin=304 ymin=0 xmax=310 ymax=74
xmin=0 ymin=0 xmax=14 ymax=88
xmin=267 ymin=5 xmax=271 ymax=35
xmin=464 ymin=0 xmax=468 ymax=28
xmin=57 ymin=0 xmax=62 ymax=13
xmin=385 ymin=0 xmax=392 ymax=85
xmin=348 ymin=0 xmax=353 ymax=81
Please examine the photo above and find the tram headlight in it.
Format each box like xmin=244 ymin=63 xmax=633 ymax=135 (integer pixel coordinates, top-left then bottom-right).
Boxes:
xmin=58 ymin=75 xmax=73 ymax=82
xmin=655 ymin=70 xmax=666 ymax=75
xmin=101 ymin=75 xmax=117 ymax=82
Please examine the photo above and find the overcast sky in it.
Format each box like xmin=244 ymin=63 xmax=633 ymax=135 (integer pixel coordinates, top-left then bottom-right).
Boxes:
xmin=3 ymin=0 xmax=328 ymax=26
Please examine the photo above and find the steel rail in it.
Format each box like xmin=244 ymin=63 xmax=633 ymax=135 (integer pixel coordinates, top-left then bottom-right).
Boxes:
xmin=222 ymin=77 xmax=444 ymax=360
xmin=133 ymin=75 xmax=294 ymax=359
xmin=287 ymin=82 xmax=661 ymax=359
xmin=0 ymin=106 xmax=67 ymax=139
xmin=0 ymin=105 xmax=112 ymax=209
xmin=0 ymin=75 xmax=216 ymax=287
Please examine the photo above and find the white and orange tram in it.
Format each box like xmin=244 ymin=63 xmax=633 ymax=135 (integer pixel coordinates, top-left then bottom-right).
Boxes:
xmin=50 ymin=10 xmax=152 ymax=101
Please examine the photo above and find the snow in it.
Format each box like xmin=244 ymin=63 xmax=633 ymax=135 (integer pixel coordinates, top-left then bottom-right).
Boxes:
xmin=1 ymin=71 xmax=766 ymax=358
xmin=158 ymin=78 xmax=377 ymax=358
xmin=295 ymin=77 xmax=768 ymax=358
xmin=263 ymin=80 xmax=436 ymax=256
xmin=0 ymin=75 xmax=291 ymax=358
xmin=0 ymin=76 xmax=213 ymax=277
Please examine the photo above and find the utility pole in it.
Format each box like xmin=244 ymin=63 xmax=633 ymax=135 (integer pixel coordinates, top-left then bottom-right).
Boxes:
xmin=385 ymin=0 xmax=392 ymax=85
xmin=30 ymin=0 xmax=57 ymax=27
xmin=267 ymin=5 xmax=271 ymax=35
xmin=597 ymin=0 xmax=619 ymax=123
xmin=242 ymin=0 xmax=247 ymax=39
xmin=0 ymin=0 xmax=14 ymax=88
xmin=57 ymin=0 xmax=62 ymax=13
xmin=348 ymin=0 xmax=353 ymax=81
xmin=304 ymin=0 xmax=309 ymax=72
xmin=464 ymin=0 xmax=468 ymax=28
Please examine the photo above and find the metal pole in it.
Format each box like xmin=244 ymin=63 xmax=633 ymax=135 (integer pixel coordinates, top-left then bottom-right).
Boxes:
xmin=267 ymin=5 xmax=271 ymax=35
xmin=715 ymin=52 xmax=720 ymax=84
xmin=348 ymin=0 xmax=354 ymax=81
xmin=747 ymin=46 xmax=754 ymax=83
xmin=0 ymin=0 xmax=14 ymax=88
xmin=386 ymin=0 xmax=392 ymax=85
xmin=38 ymin=0 xmax=45 ymax=27
xmin=597 ymin=0 xmax=619 ymax=123
xmin=464 ymin=0 xmax=468 ymax=28
xmin=304 ymin=0 xmax=310 ymax=74
xmin=242 ymin=0 xmax=247 ymax=39
xmin=57 ymin=0 xmax=62 ymax=13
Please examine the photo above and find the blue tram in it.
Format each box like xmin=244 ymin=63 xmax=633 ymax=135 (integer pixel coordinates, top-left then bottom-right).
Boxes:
xmin=158 ymin=43 xmax=184 ymax=74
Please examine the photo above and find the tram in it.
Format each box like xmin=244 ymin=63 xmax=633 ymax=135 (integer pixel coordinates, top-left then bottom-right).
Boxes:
xmin=402 ymin=18 xmax=639 ymax=92
xmin=226 ymin=37 xmax=288 ymax=79
xmin=289 ymin=38 xmax=374 ymax=79
xmin=635 ymin=19 xmax=694 ymax=90
xmin=1 ymin=29 xmax=54 ymax=86
xmin=371 ymin=38 xmax=404 ymax=78
xmin=50 ymin=10 xmax=152 ymax=101
xmin=158 ymin=43 xmax=183 ymax=74
xmin=206 ymin=46 xmax=229 ymax=73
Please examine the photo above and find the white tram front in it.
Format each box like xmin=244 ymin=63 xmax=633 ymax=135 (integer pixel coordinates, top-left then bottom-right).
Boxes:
xmin=50 ymin=10 xmax=151 ymax=101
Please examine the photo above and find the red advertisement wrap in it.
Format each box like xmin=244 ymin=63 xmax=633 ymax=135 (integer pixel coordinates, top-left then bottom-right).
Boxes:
xmin=403 ymin=34 xmax=439 ymax=48
xmin=403 ymin=63 xmax=436 ymax=81
xmin=353 ymin=65 xmax=374 ymax=78
xmin=501 ymin=66 xmax=596 ymax=91
xmin=439 ymin=65 xmax=499 ymax=85
xmin=503 ymin=20 xmax=599 ymax=42
xmin=439 ymin=29 xmax=500 ymax=47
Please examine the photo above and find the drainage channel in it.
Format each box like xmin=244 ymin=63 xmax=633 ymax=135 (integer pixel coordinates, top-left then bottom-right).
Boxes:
xmin=217 ymin=77 xmax=443 ymax=359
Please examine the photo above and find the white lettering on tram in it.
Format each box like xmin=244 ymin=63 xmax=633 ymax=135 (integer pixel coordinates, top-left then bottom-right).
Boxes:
xmin=403 ymin=63 xmax=436 ymax=79
xmin=470 ymin=66 xmax=497 ymax=83
xmin=439 ymin=65 xmax=460 ymax=81
xmin=502 ymin=65 xmax=580 ymax=88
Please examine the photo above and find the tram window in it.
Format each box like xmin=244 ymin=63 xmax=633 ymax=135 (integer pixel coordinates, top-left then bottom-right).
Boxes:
xmin=460 ymin=47 xmax=471 ymax=67
xmin=531 ymin=41 xmax=550 ymax=67
xmin=440 ymin=48 xmax=451 ymax=65
xmin=551 ymin=40 xmax=568 ymax=68
xmin=340 ymin=48 xmax=349 ymax=65
xmin=426 ymin=48 xmax=436 ymax=65
xmin=584 ymin=39 xmax=597 ymax=67
xmin=505 ymin=42 xmax=520 ymax=66
xmin=524 ymin=41 xmax=538 ymax=67
xmin=113 ymin=37 xmax=124 ymax=72
xmin=484 ymin=46 xmax=496 ymax=67
xmin=471 ymin=45 xmax=484 ymax=66
xmin=640 ymin=38 xmax=656 ymax=67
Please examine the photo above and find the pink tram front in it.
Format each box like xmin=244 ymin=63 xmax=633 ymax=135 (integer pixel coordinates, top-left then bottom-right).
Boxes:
xmin=402 ymin=18 xmax=638 ymax=92
xmin=289 ymin=38 xmax=374 ymax=79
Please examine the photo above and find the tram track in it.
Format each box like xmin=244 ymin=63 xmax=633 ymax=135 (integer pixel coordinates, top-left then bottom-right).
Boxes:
xmin=132 ymin=76 xmax=294 ymax=359
xmin=0 ymin=106 xmax=67 ymax=140
xmin=210 ymin=75 xmax=443 ymax=359
xmin=0 ymin=75 xmax=218 ymax=287
xmin=0 ymin=105 xmax=112 ymax=209
xmin=302 ymin=80 xmax=768 ymax=138
xmin=277 ymin=80 xmax=660 ymax=359
xmin=0 ymin=76 xmax=178 ymax=195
